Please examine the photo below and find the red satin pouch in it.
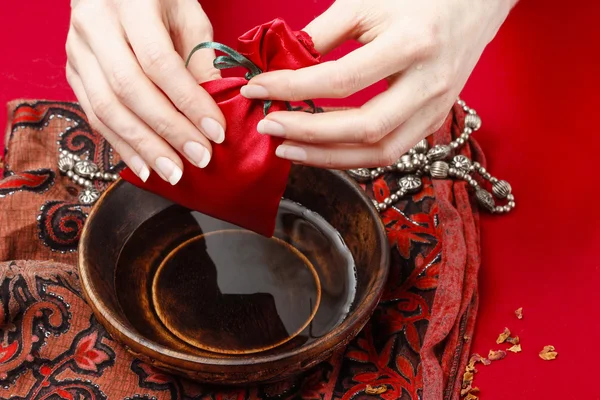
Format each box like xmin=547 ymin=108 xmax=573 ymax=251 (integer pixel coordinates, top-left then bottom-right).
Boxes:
xmin=120 ymin=19 xmax=321 ymax=237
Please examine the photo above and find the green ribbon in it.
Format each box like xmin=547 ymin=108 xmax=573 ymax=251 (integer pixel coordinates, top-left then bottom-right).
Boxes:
xmin=186 ymin=42 xmax=321 ymax=116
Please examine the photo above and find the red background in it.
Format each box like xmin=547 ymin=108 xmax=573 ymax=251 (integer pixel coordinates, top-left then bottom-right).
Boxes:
xmin=1 ymin=1 xmax=598 ymax=399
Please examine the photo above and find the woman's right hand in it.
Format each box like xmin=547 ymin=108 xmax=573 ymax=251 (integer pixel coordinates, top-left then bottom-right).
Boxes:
xmin=66 ymin=0 xmax=226 ymax=185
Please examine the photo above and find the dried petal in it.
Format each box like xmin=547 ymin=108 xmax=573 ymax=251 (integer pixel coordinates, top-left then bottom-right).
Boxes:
xmin=496 ymin=327 xmax=511 ymax=344
xmin=508 ymin=344 xmax=522 ymax=353
xmin=488 ymin=350 xmax=507 ymax=361
xmin=539 ymin=345 xmax=558 ymax=360
xmin=515 ymin=307 xmax=523 ymax=319
xmin=365 ymin=385 xmax=387 ymax=395
xmin=462 ymin=371 xmax=474 ymax=388
xmin=465 ymin=393 xmax=479 ymax=400
xmin=469 ymin=353 xmax=491 ymax=366
xmin=507 ymin=336 xmax=520 ymax=345
xmin=460 ymin=385 xmax=480 ymax=396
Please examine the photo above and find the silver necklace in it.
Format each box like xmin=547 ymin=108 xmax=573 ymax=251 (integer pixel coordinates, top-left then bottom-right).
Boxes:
xmin=57 ymin=99 xmax=514 ymax=213
xmin=346 ymin=98 xmax=514 ymax=214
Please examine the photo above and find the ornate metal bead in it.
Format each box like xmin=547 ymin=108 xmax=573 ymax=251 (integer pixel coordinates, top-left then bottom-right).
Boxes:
xmin=103 ymin=173 xmax=112 ymax=181
xmin=111 ymin=174 xmax=119 ymax=181
xmin=413 ymin=139 xmax=429 ymax=153
xmin=475 ymin=188 xmax=496 ymax=212
xmin=74 ymin=160 xmax=99 ymax=178
xmin=57 ymin=156 xmax=74 ymax=173
xmin=430 ymin=161 xmax=449 ymax=179
xmin=452 ymin=155 xmax=471 ymax=173
xmin=347 ymin=168 xmax=373 ymax=182
xmin=78 ymin=188 xmax=100 ymax=205
xmin=398 ymin=175 xmax=422 ymax=194
xmin=465 ymin=113 xmax=482 ymax=130
xmin=427 ymin=145 xmax=451 ymax=161
xmin=492 ymin=180 xmax=512 ymax=199
xmin=384 ymin=198 xmax=393 ymax=205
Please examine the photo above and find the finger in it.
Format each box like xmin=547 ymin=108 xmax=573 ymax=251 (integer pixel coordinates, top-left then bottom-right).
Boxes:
xmin=256 ymin=71 xmax=435 ymax=144
xmin=302 ymin=0 xmax=356 ymax=54
xmin=66 ymin=37 xmax=185 ymax=185
xmin=118 ymin=0 xmax=226 ymax=142
xmin=66 ymin=62 xmax=150 ymax=182
xmin=274 ymin=104 xmax=446 ymax=169
xmin=242 ymin=35 xmax=415 ymax=102
xmin=168 ymin=0 xmax=221 ymax=83
xmin=69 ymin=21 xmax=213 ymax=169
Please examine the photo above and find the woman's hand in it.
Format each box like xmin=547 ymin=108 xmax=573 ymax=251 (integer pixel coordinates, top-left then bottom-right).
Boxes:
xmin=242 ymin=0 xmax=518 ymax=169
xmin=66 ymin=0 xmax=226 ymax=185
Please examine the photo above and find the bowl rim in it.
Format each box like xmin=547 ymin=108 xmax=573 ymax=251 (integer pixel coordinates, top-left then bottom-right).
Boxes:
xmin=78 ymin=168 xmax=389 ymax=368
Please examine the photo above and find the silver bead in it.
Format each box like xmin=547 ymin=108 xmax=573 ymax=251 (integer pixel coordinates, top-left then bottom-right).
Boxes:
xmin=84 ymin=180 xmax=93 ymax=187
xmin=508 ymin=201 xmax=515 ymax=208
xmin=450 ymin=141 xmax=459 ymax=149
xmin=452 ymin=155 xmax=471 ymax=174
xmin=469 ymin=180 xmax=479 ymax=188
xmin=76 ymin=177 xmax=86 ymax=186
xmin=503 ymin=205 xmax=511 ymax=213
xmin=384 ymin=198 xmax=393 ymax=205
xmin=483 ymin=172 xmax=491 ymax=180
xmin=465 ymin=113 xmax=482 ymax=130
xmin=57 ymin=156 xmax=74 ymax=173
xmin=448 ymin=167 xmax=457 ymax=176
xmin=507 ymin=194 xmax=514 ymax=201
xmin=391 ymin=194 xmax=399 ymax=202
xmin=457 ymin=99 xmax=466 ymax=107
xmin=71 ymin=173 xmax=80 ymax=181
xmin=475 ymin=188 xmax=496 ymax=212
xmin=103 ymin=173 xmax=112 ymax=181
xmin=378 ymin=203 xmax=387 ymax=211
xmin=492 ymin=180 xmax=512 ymax=199
xmin=94 ymin=172 xmax=104 ymax=180
xmin=413 ymin=139 xmax=429 ymax=153
xmin=67 ymin=153 xmax=74 ymax=159
xmin=478 ymin=167 xmax=487 ymax=175
xmin=376 ymin=167 xmax=385 ymax=174
xmin=430 ymin=161 xmax=449 ymax=179
xmin=74 ymin=160 xmax=99 ymax=178
xmin=78 ymin=188 xmax=100 ymax=205
xmin=456 ymin=138 xmax=465 ymax=145
xmin=408 ymin=149 xmax=416 ymax=156
xmin=490 ymin=177 xmax=498 ymax=184
xmin=460 ymin=133 xmax=470 ymax=140
xmin=495 ymin=205 xmax=504 ymax=213
xmin=111 ymin=174 xmax=119 ymax=181
xmin=66 ymin=170 xmax=74 ymax=178
xmin=398 ymin=175 xmax=422 ymax=194
xmin=400 ymin=155 xmax=412 ymax=164
xmin=396 ymin=189 xmax=406 ymax=197
xmin=473 ymin=162 xmax=481 ymax=169
xmin=347 ymin=168 xmax=373 ymax=182
xmin=463 ymin=127 xmax=473 ymax=135
xmin=427 ymin=145 xmax=451 ymax=161
xmin=372 ymin=199 xmax=380 ymax=211
xmin=61 ymin=149 xmax=68 ymax=156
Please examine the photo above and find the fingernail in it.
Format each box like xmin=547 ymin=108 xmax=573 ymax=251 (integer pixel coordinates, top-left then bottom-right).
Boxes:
xmin=257 ymin=119 xmax=285 ymax=136
xmin=275 ymin=145 xmax=307 ymax=162
xmin=130 ymin=155 xmax=150 ymax=182
xmin=201 ymin=117 xmax=225 ymax=144
xmin=241 ymin=85 xmax=269 ymax=99
xmin=155 ymin=157 xmax=183 ymax=185
xmin=183 ymin=141 xmax=211 ymax=168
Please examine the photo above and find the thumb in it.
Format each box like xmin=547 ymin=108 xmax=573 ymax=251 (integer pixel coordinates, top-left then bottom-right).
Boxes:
xmin=302 ymin=1 xmax=358 ymax=55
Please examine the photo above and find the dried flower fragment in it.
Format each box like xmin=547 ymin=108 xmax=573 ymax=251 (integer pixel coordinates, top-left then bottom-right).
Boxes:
xmin=539 ymin=345 xmax=558 ymax=360
xmin=469 ymin=353 xmax=491 ymax=366
xmin=464 ymin=335 xmax=470 ymax=343
xmin=488 ymin=350 xmax=507 ymax=361
xmin=365 ymin=385 xmax=387 ymax=395
xmin=461 ymin=385 xmax=480 ymax=396
xmin=515 ymin=307 xmax=523 ymax=319
xmin=462 ymin=371 xmax=474 ymax=388
xmin=508 ymin=344 xmax=522 ymax=353
xmin=465 ymin=393 xmax=479 ymax=400
xmin=506 ymin=335 xmax=520 ymax=345
xmin=496 ymin=327 xmax=511 ymax=344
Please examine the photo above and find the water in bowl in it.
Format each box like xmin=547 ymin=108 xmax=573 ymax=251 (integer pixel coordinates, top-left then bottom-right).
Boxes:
xmin=116 ymin=199 xmax=356 ymax=355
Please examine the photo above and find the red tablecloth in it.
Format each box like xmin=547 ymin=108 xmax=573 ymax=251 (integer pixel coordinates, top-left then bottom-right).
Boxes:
xmin=1 ymin=1 xmax=598 ymax=399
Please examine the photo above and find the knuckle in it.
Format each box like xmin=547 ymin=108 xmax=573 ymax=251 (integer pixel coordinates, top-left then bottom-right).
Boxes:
xmin=284 ymin=77 xmax=302 ymax=101
xmin=379 ymin=143 xmax=403 ymax=167
xmin=330 ymin=67 xmax=362 ymax=98
xmin=109 ymin=65 xmax=136 ymax=100
xmin=70 ymin=7 xmax=88 ymax=32
xmin=323 ymin=151 xmax=335 ymax=169
xmin=139 ymin=45 xmax=174 ymax=75
xmin=151 ymin=117 xmax=177 ymax=140
xmin=87 ymin=92 xmax=113 ymax=121
xmin=361 ymin=114 xmax=393 ymax=144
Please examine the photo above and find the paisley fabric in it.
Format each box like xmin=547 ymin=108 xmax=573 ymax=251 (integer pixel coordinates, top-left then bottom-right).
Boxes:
xmin=0 ymin=100 xmax=481 ymax=400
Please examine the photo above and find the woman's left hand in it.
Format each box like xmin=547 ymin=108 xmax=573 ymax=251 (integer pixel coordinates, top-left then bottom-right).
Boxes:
xmin=241 ymin=0 xmax=517 ymax=169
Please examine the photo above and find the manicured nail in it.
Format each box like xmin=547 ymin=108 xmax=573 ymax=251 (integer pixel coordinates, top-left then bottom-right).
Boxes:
xmin=155 ymin=157 xmax=183 ymax=185
xmin=275 ymin=145 xmax=307 ymax=162
xmin=241 ymin=85 xmax=269 ymax=99
xmin=183 ymin=141 xmax=211 ymax=168
xmin=257 ymin=119 xmax=285 ymax=136
xmin=201 ymin=117 xmax=225 ymax=144
xmin=130 ymin=155 xmax=150 ymax=182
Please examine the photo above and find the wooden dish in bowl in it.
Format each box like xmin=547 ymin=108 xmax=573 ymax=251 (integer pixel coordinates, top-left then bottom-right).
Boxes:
xmin=78 ymin=165 xmax=389 ymax=385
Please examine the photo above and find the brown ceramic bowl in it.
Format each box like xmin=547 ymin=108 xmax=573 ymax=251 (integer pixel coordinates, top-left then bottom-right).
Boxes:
xmin=78 ymin=165 xmax=389 ymax=385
